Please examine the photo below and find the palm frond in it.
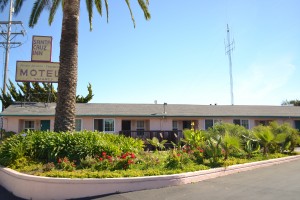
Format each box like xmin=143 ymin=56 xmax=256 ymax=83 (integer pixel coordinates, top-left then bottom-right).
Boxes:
xmin=13 ymin=0 xmax=24 ymax=14
xmin=125 ymin=0 xmax=136 ymax=28
xmin=94 ymin=0 xmax=102 ymax=16
xmin=29 ymin=0 xmax=48 ymax=27
xmin=48 ymin=0 xmax=61 ymax=25
xmin=86 ymin=0 xmax=93 ymax=31
xmin=0 ymin=0 xmax=9 ymax=12
xmin=138 ymin=0 xmax=151 ymax=20
xmin=104 ymin=0 xmax=109 ymax=23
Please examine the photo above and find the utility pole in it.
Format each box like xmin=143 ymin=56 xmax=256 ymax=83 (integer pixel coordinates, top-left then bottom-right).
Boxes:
xmin=0 ymin=0 xmax=26 ymax=111
xmin=225 ymin=24 xmax=235 ymax=105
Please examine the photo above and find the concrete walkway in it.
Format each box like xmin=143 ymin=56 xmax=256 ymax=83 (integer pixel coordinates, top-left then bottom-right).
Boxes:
xmin=1 ymin=157 xmax=300 ymax=200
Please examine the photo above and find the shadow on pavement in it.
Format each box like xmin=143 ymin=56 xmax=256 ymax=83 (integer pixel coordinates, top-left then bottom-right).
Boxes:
xmin=0 ymin=185 xmax=25 ymax=200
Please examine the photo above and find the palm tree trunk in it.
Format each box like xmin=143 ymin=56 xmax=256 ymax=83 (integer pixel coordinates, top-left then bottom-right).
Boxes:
xmin=54 ymin=0 xmax=80 ymax=132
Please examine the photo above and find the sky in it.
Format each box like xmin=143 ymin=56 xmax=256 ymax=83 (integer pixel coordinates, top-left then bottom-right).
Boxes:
xmin=0 ymin=0 xmax=299 ymax=106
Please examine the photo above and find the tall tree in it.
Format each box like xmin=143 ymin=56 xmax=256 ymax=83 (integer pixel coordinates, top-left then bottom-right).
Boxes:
xmin=0 ymin=0 xmax=151 ymax=132
xmin=0 ymin=80 xmax=94 ymax=109
xmin=281 ymin=99 xmax=300 ymax=106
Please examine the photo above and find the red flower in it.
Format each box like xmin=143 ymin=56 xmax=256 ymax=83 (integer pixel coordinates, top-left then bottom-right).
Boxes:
xmin=102 ymin=152 xmax=107 ymax=158
xmin=128 ymin=159 xmax=134 ymax=165
xmin=130 ymin=153 xmax=136 ymax=159
xmin=58 ymin=158 xmax=62 ymax=163
xmin=99 ymin=157 xmax=103 ymax=161
xmin=177 ymin=153 xmax=181 ymax=157
xmin=199 ymin=149 xmax=204 ymax=153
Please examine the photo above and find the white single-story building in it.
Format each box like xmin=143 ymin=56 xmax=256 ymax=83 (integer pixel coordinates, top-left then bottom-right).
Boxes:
xmin=1 ymin=102 xmax=300 ymax=141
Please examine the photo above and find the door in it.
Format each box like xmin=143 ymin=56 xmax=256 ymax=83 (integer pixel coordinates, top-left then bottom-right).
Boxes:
xmin=122 ymin=120 xmax=131 ymax=131
xmin=295 ymin=120 xmax=300 ymax=131
xmin=183 ymin=120 xmax=192 ymax=130
xmin=41 ymin=120 xmax=50 ymax=131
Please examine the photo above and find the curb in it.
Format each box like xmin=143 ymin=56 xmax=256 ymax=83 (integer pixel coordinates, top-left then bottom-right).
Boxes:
xmin=1 ymin=155 xmax=300 ymax=200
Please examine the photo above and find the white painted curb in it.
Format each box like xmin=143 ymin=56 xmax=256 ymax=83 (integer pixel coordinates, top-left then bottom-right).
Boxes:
xmin=0 ymin=155 xmax=300 ymax=200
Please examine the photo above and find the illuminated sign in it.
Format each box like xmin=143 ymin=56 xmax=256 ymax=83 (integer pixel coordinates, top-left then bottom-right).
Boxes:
xmin=16 ymin=61 xmax=59 ymax=82
xmin=31 ymin=36 xmax=52 ymax=62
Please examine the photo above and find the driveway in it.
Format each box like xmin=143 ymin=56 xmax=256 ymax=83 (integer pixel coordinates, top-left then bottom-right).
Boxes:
xmin=1 ymin=158 xmax=300 ymax=200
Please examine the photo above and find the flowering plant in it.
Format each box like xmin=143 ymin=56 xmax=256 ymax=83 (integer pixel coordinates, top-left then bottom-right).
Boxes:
xmin=57 ymin=157 xmax=76 ymax=171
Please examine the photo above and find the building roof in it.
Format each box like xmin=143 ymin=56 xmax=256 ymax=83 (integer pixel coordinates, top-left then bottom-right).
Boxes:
xmin=1 ymin=102 xmax=300 ymax=118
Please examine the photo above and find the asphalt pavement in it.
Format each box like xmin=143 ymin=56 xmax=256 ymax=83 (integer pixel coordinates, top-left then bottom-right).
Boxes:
xmin=1 ymin=158 xmax=300 ymax=200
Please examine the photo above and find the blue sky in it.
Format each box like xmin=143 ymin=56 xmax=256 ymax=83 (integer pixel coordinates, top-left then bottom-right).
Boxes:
xmin=0 ymin=0 xmax=299 ymax=106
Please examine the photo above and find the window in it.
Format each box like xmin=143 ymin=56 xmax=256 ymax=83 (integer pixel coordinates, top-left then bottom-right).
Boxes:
xmin=172 ymin=121 xmax=178 ymax=130
xmin=94 ymin=119 xmax=115 ymax=132
xmin=137 ymin=120 xmax=145 ymax=136
xmin=104 ymin=119 xmax=114 ymax=132
xmin=24 ymin=121 xmax=35 ymax=131
xmin=205 ymin=119 xmax=222 ymax=130
xmin=233 ymin=119 xmax=249 ymax=129
xmin=205 ymin=119 xmax=213 ymax=130
xmin=75 ymin=119 xmax=82 ymax=131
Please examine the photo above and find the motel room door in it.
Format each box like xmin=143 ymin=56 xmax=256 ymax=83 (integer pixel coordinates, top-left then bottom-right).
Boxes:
xmin=41 ymin=120 xmax=50 ymax=131
xmin=295 ymin=120 xmax=300 ymax=131
xmin=122 ymin=120 xmax=131 ymax=131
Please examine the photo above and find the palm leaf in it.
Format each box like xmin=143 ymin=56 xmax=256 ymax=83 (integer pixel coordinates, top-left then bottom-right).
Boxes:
xmin=125 ymin=0 xmax=136 ymax=28
xmin=0 ymin=0 xmax=9 ymax=12
xmin=48 ymin=0 xmax=61 ymax=25
xmin=13 ymin=0 xmax=24 ymax=14
xmin=104 ymin=0 xmax=109 ymax=23
xmin=94 ymin=0 xmax=102 ymax=16
xmin=86 ymin=0 xmax=93 ymax=30
xmin=138 ymin=0 xmax=151 ymax=20
xmin=29 ymin=0 xmax=48 ymax=27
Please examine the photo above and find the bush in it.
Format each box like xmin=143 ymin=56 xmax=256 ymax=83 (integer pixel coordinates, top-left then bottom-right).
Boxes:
xmin=0 ymin=131 xmax=144 ymax=166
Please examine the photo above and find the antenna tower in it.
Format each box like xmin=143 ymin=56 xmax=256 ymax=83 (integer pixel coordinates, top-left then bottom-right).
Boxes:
xmin=0 ymin=0 xmax=26 ymax=110
xmin=225 ymin=24 xmax=235 ymax=105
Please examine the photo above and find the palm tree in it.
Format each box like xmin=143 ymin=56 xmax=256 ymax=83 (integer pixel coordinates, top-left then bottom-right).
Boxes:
xmin=1 ymin=0 xmax=151 ymax=132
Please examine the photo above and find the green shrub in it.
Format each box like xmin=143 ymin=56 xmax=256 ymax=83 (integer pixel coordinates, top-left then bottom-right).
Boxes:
xmin=0 ymin=131 xmax=144 ymax=167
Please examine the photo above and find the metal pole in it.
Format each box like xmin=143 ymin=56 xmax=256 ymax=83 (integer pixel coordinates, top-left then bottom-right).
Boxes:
xmin=226 ymin=24 xmax=234 ymax=105
xmin=2 ymin=0 xmax=13 ymax=111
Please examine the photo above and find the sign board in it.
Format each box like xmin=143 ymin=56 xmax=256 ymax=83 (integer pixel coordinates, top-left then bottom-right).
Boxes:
xmin=31 ymin=36 xmax=52 ymax=62
xmin=16 ymin=61 xmax=59 ymax=82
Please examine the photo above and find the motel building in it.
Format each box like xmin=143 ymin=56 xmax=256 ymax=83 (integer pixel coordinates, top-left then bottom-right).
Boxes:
xmin=1 ymin=102 xmax=300 ymax=143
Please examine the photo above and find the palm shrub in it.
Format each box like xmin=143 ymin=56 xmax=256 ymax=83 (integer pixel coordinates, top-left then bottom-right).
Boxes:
xmin=269 ymin=122 xmax=300 ymax=153
xmin=182 ymin=129 xmax=206 ymax=150
xmin=146 ymin=137 xmax=168 ymax=151
xmin=253 ymin=125 xmax=275 ymax=155
xmin=220 ymin=131 xmax=241 ymax=160
xmin=209 ymin=123 xmax=249 ymax=138
xmin=204 ymin=135 xmax=222 ymax=166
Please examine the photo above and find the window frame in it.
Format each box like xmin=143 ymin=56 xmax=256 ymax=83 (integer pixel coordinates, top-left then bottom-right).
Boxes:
xmin=204 ymin=119 xmax=222 ymax=130
xmin=233 ymin=119 xmax=249 ymax=129
xmin=24 ymin=120 xmax=35 ymax=131
xmin=136 ymin=120 xmax=145 ymax=136
xmin=75 ymin=119 xmax=82 ymax=131
xmin=93 ymin=118 xmax=115 ymax=133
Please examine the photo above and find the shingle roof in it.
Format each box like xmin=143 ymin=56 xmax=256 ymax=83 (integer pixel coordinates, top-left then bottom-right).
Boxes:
xmin=1 ymin=102 xmax=300 ymax=118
